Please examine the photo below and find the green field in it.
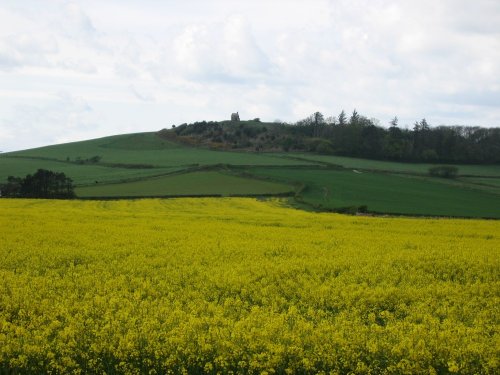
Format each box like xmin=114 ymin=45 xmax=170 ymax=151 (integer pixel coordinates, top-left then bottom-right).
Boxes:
xmin=462 ymin=176 xmax=500 ymax=187
xmin=249 ymin=167 xmax=500 ymax=218
xmin=0 ymin=157 xmax=177 ymax=186
xmin=2 ymin=131 xmax=499 ymax=218
xmin=404 ymin=174 xmax=500 ymax=196
xmin=76 ymin=171 xmax=293 ymax=198
xmin=1 ymin=132 xmax=312 ymax=188
xmin=6 ymin=133 xmax=312 ymax=169
xmin=283 ymin=153 xmax=500 ymax=176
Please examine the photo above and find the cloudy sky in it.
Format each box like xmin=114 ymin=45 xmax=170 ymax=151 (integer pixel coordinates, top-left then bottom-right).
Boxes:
xmin=1 ymin=0 xmax=499 ymax=151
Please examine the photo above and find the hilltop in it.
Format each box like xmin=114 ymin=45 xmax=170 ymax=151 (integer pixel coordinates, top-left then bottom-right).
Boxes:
xmin=159 ymin=115 xmax=500 ymax=164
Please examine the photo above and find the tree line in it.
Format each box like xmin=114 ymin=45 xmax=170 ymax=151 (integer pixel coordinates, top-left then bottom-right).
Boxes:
xmin=1 ymin=169 xmax=75 ymax=199
xmin=287 ymin=111 xmax=500 ymax=163
xmin=163 ymin=112 xmax=500 ymax=164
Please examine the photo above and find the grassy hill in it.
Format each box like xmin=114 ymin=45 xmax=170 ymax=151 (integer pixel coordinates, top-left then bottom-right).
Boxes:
xmin=4 ymin=132 xmax=311 ymax=170
xmin=76 ymin=171 xmax=293 ymax=198
xmin=249 ymin=167 xmax=500 ymax=218
xmin=282 ymin=153 xmax=500 ymax=177
xmin=1 ymin=130 xmax=499 ymax=218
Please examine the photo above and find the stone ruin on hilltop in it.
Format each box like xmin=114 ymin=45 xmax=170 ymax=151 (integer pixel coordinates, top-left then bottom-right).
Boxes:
xmin=231 ymin=112 xmax=240 ymax=122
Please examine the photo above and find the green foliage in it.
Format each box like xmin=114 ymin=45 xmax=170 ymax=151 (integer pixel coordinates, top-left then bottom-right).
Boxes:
xmin=333 ymin=205 xmax=369 ymax=214
xmin=73 ymin=155 xmax=102 ymax=164
xmin=421 ymin=149 xmax=439 ymax=161
xmin=282 ymin=137 xmax=294 ymax=152
xmin=303 ymin=138 xmax=335 ymax=154
xmin=315 ymin=140 xmax=335 ymax=155
xmin=338 ymin=109 xmax=347 ymax=125
xmin=428 ymin=165 xmax=459 ymax=178
xmin=1 ymin=169 xmax=74 ymax=198
xmin=161 ymin=114 xmax=500 ymax=163
xmin=0 ymin=176 xmax=22 ymax=197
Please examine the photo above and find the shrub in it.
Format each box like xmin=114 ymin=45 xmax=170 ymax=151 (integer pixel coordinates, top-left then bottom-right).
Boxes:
xmin=316 ymin=140 xmax=335 ymax=155
xmin=428 ymin=166 xmax=459 ymax=178
xmin=421 ymin=149 xmax=439 ymax=161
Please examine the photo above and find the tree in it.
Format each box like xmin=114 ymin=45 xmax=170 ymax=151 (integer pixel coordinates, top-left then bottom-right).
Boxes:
xmin=338 ymin=110 xmax=347 ymax=126
xmin=0 ymin=176 xmax=22 ymax=197
xmin=420 ymin=118 xmax=430 ymax=131
xmin=1 ymin=169 xmax=75 ymax=199
xmin=349 ymin=109 xmax=360 ymax=125
xmin=313 ymin=112 xmax=325 ymax=137
xmin=390 ymin=116 xmax=398 ymax=127
xmin=325 ymin=116 xmax=337 ymax=125
xmin=159 ymin=113 xmax=500 ymax=163
xmin=313 ymin=112 xmax=324 ymax=126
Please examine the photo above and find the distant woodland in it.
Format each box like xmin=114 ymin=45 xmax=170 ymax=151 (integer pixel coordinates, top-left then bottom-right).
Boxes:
xmin=0 ymin=169 xmax=75 ymax=198
xmin=161 ymin=111 xmax=500 ymax=164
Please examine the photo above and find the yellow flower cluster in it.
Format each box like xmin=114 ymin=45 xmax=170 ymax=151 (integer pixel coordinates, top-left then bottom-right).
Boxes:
xmin=0 ymin=198 xmax=498 ymax=374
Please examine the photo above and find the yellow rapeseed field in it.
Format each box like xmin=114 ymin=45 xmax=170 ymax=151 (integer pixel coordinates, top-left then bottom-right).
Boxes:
xmin=0 ymin=198 xmax=499 ymax=374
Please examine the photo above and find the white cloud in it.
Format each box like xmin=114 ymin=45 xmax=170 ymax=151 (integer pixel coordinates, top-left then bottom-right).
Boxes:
xmin=129 ymin=85 xmax=155 ymax=102
xmin=1 ymin=91 xmax=99 ymax=151
xmin=172 ymin=15 xmax=271 ymax=82
xmin=61 ymin=2 xmax=97 ymax=38
xmin=0 ymin=33 xmax=58 ymax=70
xmin=0 ymin=0 xmax=499 ymax=151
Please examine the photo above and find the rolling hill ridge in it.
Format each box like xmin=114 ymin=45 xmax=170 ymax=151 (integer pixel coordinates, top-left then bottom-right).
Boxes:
xmin=1 ymin=128 xmax=499 ymax=218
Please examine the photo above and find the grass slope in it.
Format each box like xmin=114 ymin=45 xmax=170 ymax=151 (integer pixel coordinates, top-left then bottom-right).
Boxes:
xmin=462 ymin=177 xmax=500 ymax=187
xmin=0 ymin=157 xmax=176 ymax=186
xmin=250 ymin=167 xmax=500 ymax=218
xmin=284 ymin=153 xmax=500 ymax=176
xmin=76 ymin=171 xmax=292 ymax=198
xmin=1 ymin=132 xmax=313 ymax=188
xmin=5 ymin=132 xmax=313 ymax=168
xmin=76 ymin=171 xmax=293 ymax=198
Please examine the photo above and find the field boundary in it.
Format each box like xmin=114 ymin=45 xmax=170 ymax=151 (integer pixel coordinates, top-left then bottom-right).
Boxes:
xmin=76 ymin=192 xmax=295 ymax=200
